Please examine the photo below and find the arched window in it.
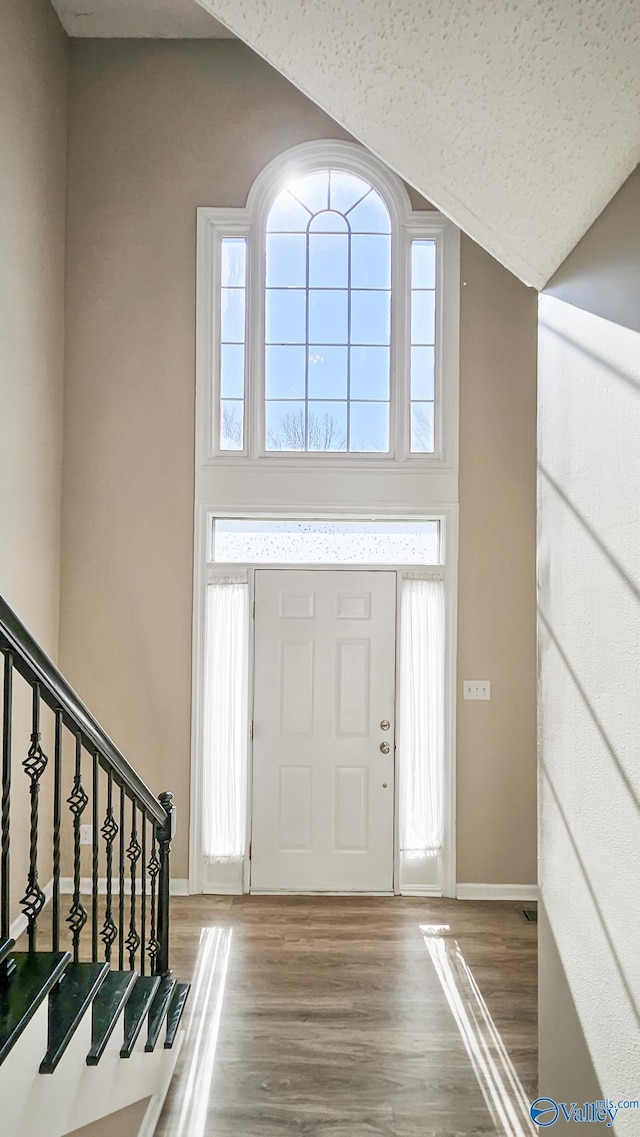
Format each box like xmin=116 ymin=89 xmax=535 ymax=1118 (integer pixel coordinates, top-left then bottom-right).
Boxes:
xmin=198 ymin=141 xmax=459 ymax=464
xmin=265 ymin=170 xmax=392 ymax=453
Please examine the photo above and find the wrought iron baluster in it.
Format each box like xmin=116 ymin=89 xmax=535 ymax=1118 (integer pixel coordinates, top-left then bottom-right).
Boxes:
xmin=141 ymin=812 xmax=147 ymax=977
xmin=67 ymin=732 xmax=88 ymax=962
xmin=157 ymin=791 xmax=175 ymax=977
xmin=100 ymin=770 xmax=118 ymax=961
xmin=118 ymin=784 xmax=125 ymax=970
xmin=125 ymin=801 xmax=141 ymax=969
xmin=92 ymin=751 xmax=99 ymax=961
xmin=1 ymin=651 xmax=12 ymax=945
xmin=52 ymin=710 xmax=63 ymax=952
xmin=147 ymin=829 xmax=160 ymax=974
xmin=21 ymin=684 xmax=49 ymax=951
xmin=0 ymin=598 xmax=177 ymax=980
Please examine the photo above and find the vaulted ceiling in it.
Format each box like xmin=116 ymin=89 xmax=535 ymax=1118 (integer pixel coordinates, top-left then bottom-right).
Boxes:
xmin=53 ymin=0 xmax=640 ymax=288
xmin=195 ymin=0 xmax=640 ymax=288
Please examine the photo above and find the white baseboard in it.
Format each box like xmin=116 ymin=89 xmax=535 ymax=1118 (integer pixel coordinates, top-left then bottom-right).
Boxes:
xmin=8 ymin=876 xmax=189 ymax=942
xmin=250 ymin=889 xmax=395 ymax=896
xmin=202 ymin=883 xmax=243 ymax=895
xmin=59 ymin=877 xmax=190 ymax=897
xmin=456 ymin=883 xmax=538 ymax=902
xmin=399 ymin=885 xmax=442 ymax=897
xmin=9 ymin=879 xmax=54 ymax=940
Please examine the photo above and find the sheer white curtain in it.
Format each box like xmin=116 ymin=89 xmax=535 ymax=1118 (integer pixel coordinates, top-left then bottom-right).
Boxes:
xmin=398 ymin=575 xmax=446 ymax=857
xmin=202 ymin=576 xmax=249 ymax=862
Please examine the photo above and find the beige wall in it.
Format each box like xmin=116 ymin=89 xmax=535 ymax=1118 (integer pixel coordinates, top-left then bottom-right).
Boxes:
xmin=0 ymin=0 xmax=68 ymax=653
xmin=538 ymin=166 xmax=640 ymax=1123
xmin=0 ymin=0 xmax=68 ymax=916
xmin=62 ymin=39 xmax=537 ymax=884
xmin=458 ymin=238 xmax=538 ymax=883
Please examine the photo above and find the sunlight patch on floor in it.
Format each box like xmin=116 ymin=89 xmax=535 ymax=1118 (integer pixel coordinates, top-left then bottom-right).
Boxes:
xmin=421 ymin=924 xmax=536 ymax=1137
xmin=172 ymin=926 xmax=232 ymax=1137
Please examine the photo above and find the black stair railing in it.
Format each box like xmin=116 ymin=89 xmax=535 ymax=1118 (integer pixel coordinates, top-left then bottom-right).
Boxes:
xmin=0 ymin=595 xmax=175 ymax=979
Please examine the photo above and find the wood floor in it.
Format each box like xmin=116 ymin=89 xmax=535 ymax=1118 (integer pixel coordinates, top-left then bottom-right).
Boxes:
xmin=156 ymin=895 xmax=537 ymax=1137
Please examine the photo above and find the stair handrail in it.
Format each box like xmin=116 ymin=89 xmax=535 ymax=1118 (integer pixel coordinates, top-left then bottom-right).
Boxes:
xmin=0 ymin=596 xmax=167 ymax=826
xmin=0 ymin=594 xmax=175 ymax=977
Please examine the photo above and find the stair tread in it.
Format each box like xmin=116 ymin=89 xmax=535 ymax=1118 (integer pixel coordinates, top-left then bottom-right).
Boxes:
xmin=164 ymin=982 xmax=190 ymax=1049
xmin=145 ymin=977 xmax=175 ymax=1052
xmin=0 ymin=951 xmax=70 ymax=1066
xmin=40 ymin=961 xmax=110 ymax=1074
xmin=86 ymin=970 xmax=138 ymax=1066
xmin=120 ymin=975 xmax=160 ymax=1058
xmin=0 ymin=940 xmax=15 ymax=968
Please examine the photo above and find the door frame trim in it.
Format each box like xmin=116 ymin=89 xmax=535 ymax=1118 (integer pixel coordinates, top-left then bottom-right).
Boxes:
xmin=189 ymin=507 xmax=458 ymax=898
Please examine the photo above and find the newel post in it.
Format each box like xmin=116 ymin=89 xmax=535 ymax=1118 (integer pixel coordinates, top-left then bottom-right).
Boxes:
xmin=156 ymin=791 xmax=176 ymax=977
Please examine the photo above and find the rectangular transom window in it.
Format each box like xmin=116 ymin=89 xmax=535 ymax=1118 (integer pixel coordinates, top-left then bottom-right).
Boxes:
xmin=211 ymin=519 xmax=440 ymax=564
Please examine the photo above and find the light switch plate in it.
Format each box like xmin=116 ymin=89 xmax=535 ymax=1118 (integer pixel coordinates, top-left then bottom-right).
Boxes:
xmin=463 ymin=680 xmax=491 ymax=700
xmin=80 ymin=824 xmax=93 ymax=845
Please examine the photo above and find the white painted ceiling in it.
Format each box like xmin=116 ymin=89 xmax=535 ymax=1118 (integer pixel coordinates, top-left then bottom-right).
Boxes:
xmin=52 ymin=0 xmax=640 ymax=287
xmin=51 ymin=0 xmax=233 ymax=39
xmin=194 ymin=0 xmax=640 ymax=288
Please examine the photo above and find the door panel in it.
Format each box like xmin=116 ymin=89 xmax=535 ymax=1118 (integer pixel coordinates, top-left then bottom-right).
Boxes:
xmin=280 ymin=639 xmax=314 ymax=734
xmin=279 ymin=765 xmax=312 ymax=850
xmin=333 ymin=766 xmax=368 ymax=851
xmin=251 ymin=569 xmax=396 ymax=891
xmin=336 ymin=639 xmax=370 ymax=735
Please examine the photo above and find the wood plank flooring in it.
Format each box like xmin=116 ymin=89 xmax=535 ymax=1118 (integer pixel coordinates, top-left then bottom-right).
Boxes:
xmin=157 ymin=895 xmax=537 ymax=1137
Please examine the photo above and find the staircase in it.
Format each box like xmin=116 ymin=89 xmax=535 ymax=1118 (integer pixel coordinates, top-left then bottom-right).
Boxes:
xmin=0 ymin=596 xmax=190 ymax=1136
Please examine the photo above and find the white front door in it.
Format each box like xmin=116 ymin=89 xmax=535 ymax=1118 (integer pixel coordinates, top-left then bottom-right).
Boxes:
xmin=251 ymin=569 xmax=396 ymax=892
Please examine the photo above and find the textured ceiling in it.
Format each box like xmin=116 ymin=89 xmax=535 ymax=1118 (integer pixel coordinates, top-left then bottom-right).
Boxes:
xmin=51 ymin=0 xmax=233 ymax=38
xmin=194 ymin=0 xmax=640 ymax=288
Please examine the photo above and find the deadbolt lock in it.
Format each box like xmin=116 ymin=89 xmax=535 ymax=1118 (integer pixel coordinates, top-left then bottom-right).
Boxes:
xmin=380 ymin=719 xmax=391 ymax=730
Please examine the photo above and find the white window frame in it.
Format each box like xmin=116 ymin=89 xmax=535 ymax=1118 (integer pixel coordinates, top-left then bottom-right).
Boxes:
xmin=196 ymin=140 xmax=460 ymax=470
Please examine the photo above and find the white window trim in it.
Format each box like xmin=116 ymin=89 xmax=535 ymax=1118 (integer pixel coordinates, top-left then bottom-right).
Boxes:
xmin=196 ymin=139 xmax=460 ymax=471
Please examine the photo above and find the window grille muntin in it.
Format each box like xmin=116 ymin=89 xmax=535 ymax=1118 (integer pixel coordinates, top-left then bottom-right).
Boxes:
xmin=264 ymin=170 xmax=392 ymax=454
xmin=219 ymin=236 xmax=247 ymax=451
xmin=410 ymin=239 xmax=437 ymax=453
